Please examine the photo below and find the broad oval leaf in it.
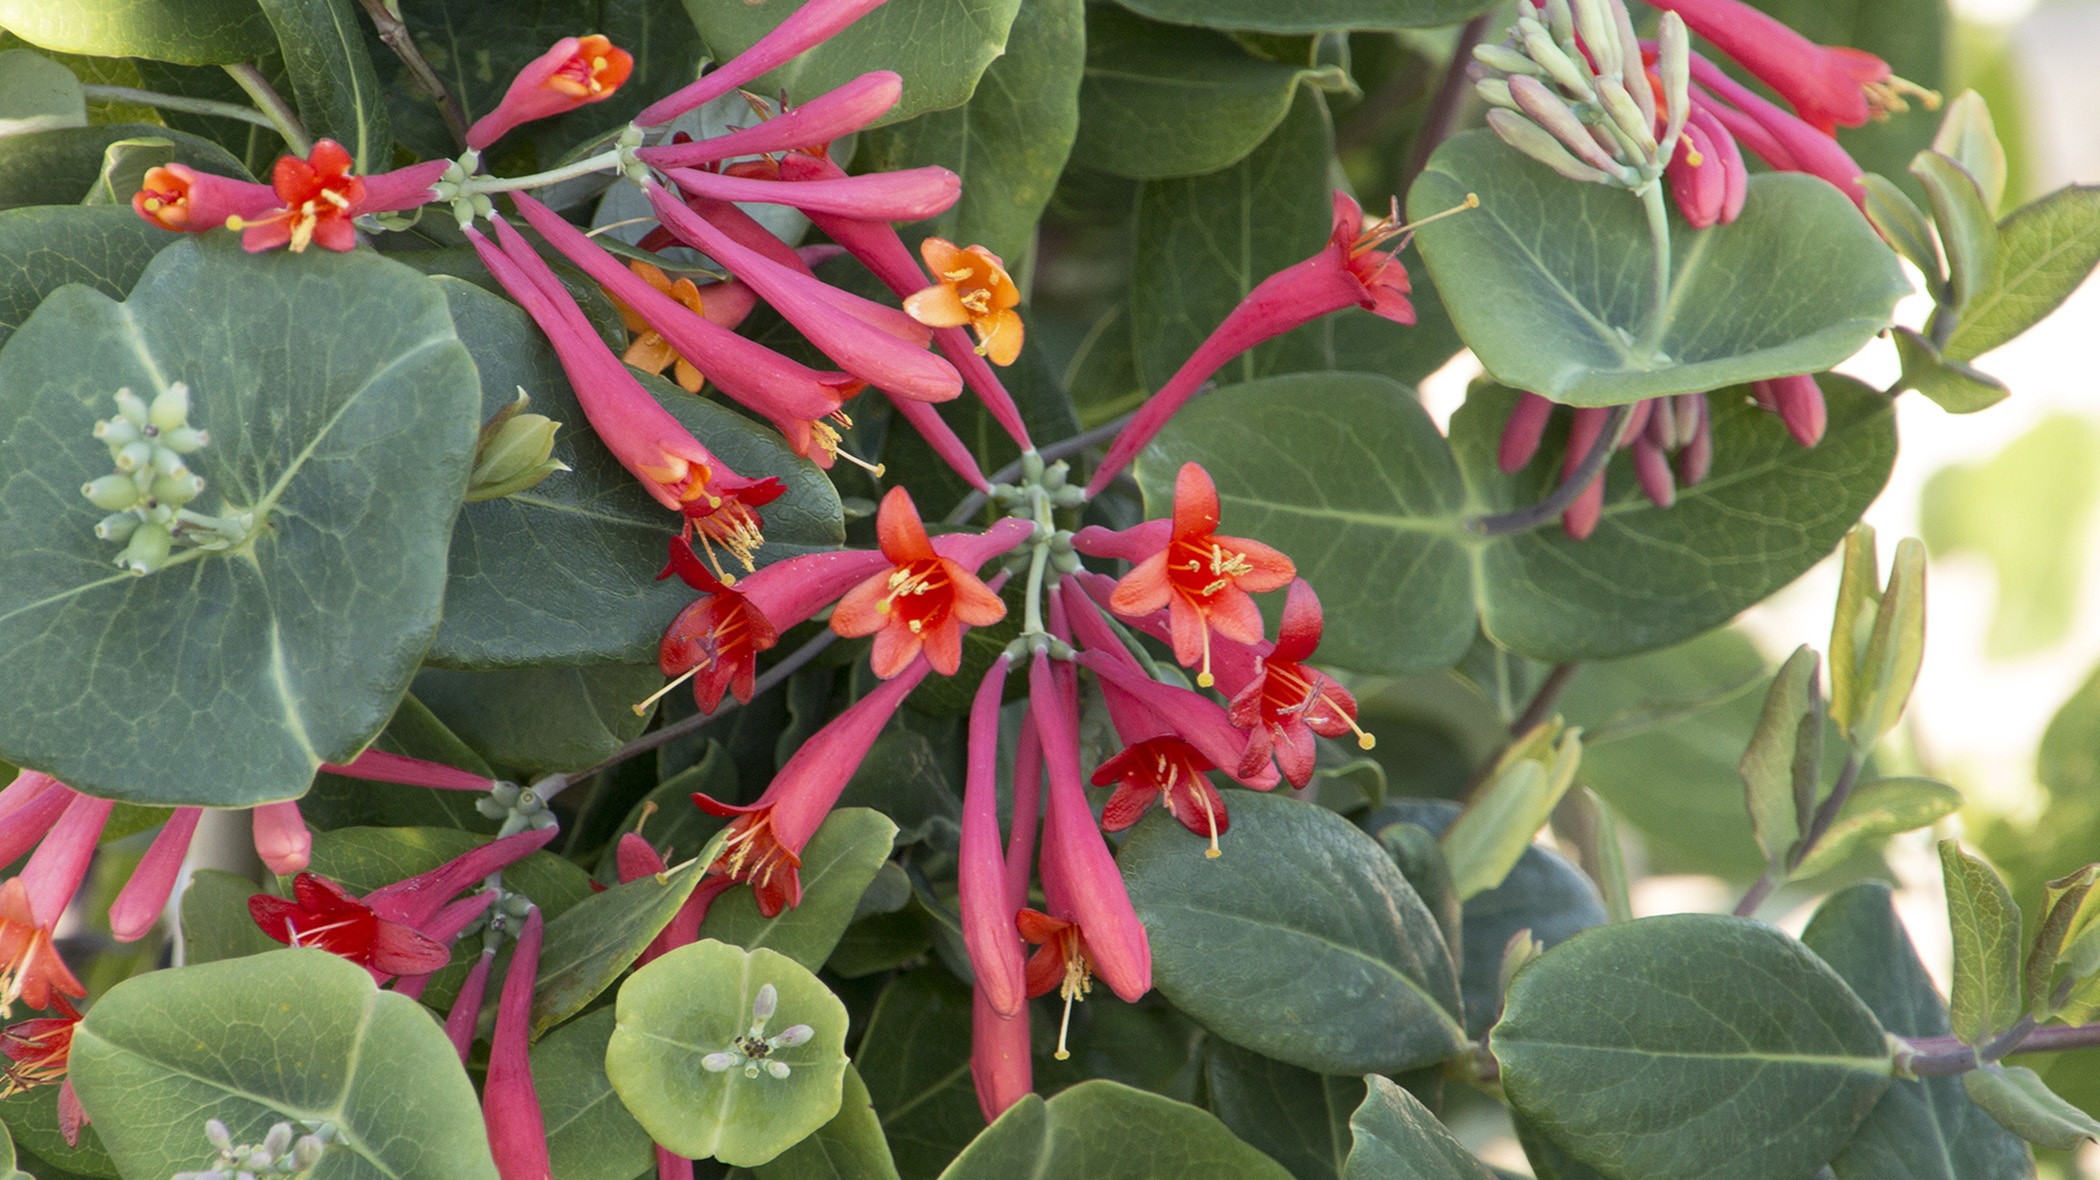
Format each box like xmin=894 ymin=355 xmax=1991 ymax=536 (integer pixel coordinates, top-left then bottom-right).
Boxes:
xmin=1801 ymin=884 xmax=2033 ymax=1180
xmin=68 ymin=948 xmax=498 ymax=1180
xmin=0 ymin=206 xmax=176 ymax=352
xmin=1494 ymin=914 xmax=1893 ymax=1180
xmin=532 ymin=856 xmax=704 ymax=1035
xmin=0 ymin=48 xmax=84 ymax=135
xmin=755 ymin=1065 xmax=902 ymax=1180
xmin=855 ymin=969 xmax=985 ymax=1179
xmin=255 ymin=0 xmax=391 ymax=170
xmin=1939 ymin=840 xmax=2024 ymax=1046
xmin=1073 ymin=7 xmax=1346 ymax=181
xmin=1204 ymin=1040 xmax=1364 ymax=1180
xmin=1111 ymin=0 xmax=1493 ymax=33
xmin=533 ymin=1008 xmax=655 ymax=1180
xmin=607 ymin=939 xmax=851 ymax=1168
xmin=0 ymin=122 xmax=250 ymax=208
xmin=1121 ymin=791 xmax=1467 ymax=1075
xmin=700 ymin=807 xmax=898 ymax=972
xmin=1791 ymin=776 xmax=1962 ymax=878
xmin=0 ymin=236 xmax=481 ymax=805
xmin=0 ymin=0 xmax=277 ymax=64
xmin=938 ymin=1080 xmax=1291 ymax=1180
xmin=1343 ymin=1075 xmax=1495 ymax=1180
xmin=679 ymin=0 xmax=1021 ymax=129
xmin=1411 ymin=132 xmax=1909 ymax=406
xmin=1946 ymin=184 xmax=2100 ymax=361
xmin=414 ymin=662 xmax=664 ymax=773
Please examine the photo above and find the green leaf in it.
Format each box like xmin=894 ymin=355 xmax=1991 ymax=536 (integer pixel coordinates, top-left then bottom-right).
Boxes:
xmin=1962 ymin=1065 xmax=2100 ymax=1152
xmin=0 ymin=1119 xmax=29 ymax=1180
xmin=1932 ymin=91 xmax=2008 ymax=216
xmin=68 ymin=949 xmax=498 ymax=1180
xmin=1912 ymin=151 xmax=1998 ymax=319
xmin=1439 ymin=723 xmax=1580 ymax=902
xmin=0 ymin=121 xmax=249 ymax=208
xmin=1946 ymin=184 xmax=2100 ymax=361
xmin=413 ymin=663 xmax=663 ymax=774
xmin=1892 ymin=326 xmax=2009 ymax=414
xmin=1844 ymin=537 xmax=1927 ymax=746
xmin=855 ymin=970 xmax=984 ymax=1180
xmin=603 ymin=743 xmax=736 ymax=881
xmin=0 ymin=48 xmax=84 ymax=136
xmin=755 ymin=1064 xmax=903 ymax=1180
xmin=1939 ymin=840 xmax=2023 ymax=1044
xmin=1376 ymin=822 xmax=1461 ymax=974
xmin=0 ymin=236 xmax=480 ymax=806
xmin=938 ymin=1081 xmax=1292 ymax=1180
xmin=0 ymin=1081 xmax=117 ymax=1179
xmin=1110 ymin=0 xmax=1493 ymax=34
xmin=255 ymin=0 xmax=390 ymax=170
xmin=1120 ymin=791 xmax=1466 ymax=1075
xmin=1142 ymin=374 xmax=1896 ymax=668
xmin=428 ymin=279 xmax=842 ymax=669
xmin=1739 ymin=644 xmax=1822 ymax=871
xmin=0 ymin=205 xmax=176 ymax=352
xmin=700 ymin=807 xmax=898 ymax=972
xmin=1410 ymin=132 xmax=1909 ymax=406
xmin=679 ymin=0 xmax=1021 ymax=129
xmin=1791 ymin=777 xmax=1963 ymax=878
xmin=1072 ymin=7 xmax=1346 ymax=180
xmin=1204 ymin=1040 xmax=1363 ymax=1180
xmin=1493 ymin=914 xmax=1892 ymax=1180
xmin=178 ymin=867 xmax=282 ymax=964
xmin=834 ymin=732 xmax=959 ymax=848
xmin=1828 ymin=524 xmax=1880 ymax=738
xmin=79 ymin=135 xmax=174 ymax=206
xmin=0 ymin=0 xmax=277 ymax=65
xmin=851 ymin=0 xmax=1083 ymax=269
xmin=608 ymin=939 xmax=851 ymax=1168
xmin=534 ymin=1008 xmax=655 ymax=1180
xmin=1800 ymin=883 xmax=2033 ymax=1180
xmin=1130 ymin=89 xmax=1333 ymax=393
xmin=533 ymin=856 xmax=704 ymax=1036
xmin=1860 ymin=174 xmax=1943 ymax=287
xmin=1341 ymin=1075 xmax=1495 ymax=1180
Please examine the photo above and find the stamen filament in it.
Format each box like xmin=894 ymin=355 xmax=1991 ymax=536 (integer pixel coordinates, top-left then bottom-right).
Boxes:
xmin=632 ymin=665 xmax=701 ymax=716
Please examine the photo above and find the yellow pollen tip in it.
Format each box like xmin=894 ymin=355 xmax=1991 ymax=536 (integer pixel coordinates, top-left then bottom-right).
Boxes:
xmin=1685 ymin=148 xmax=1705 ymax=167
xmin=1197 ymin=672 xmax=1215 ymax=688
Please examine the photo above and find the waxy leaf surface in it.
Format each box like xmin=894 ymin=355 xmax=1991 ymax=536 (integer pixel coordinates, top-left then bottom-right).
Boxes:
xmin=0 ymin=206 xmax=174 ymax=352
xmin=0 ymin=0 xmax=277 ymax=64
xmin=700 ymin=807 xmax=898 ymax=972
xmin=1204 ymin=1040 xmax=1362 ymax=1180
xmin=939 ymin=1081 xmax=1291 ymax=1180
xmin=533 ymin=1008 xmax=656 ymax=1180
xmin=855 ymin=969 xmax=984 ymax=1180
xmin=1342 ymin=1075 xmax=1495 ymax=1180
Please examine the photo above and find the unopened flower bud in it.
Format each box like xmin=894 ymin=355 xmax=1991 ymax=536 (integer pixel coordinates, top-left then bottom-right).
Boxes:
xmin=1474 ymin=77 xmax=1516 ymax=110
xmin=97 ymin=511 xmax=140 ymax=542
xmin=466 ymin=395 xmax=567 ymax=503
xmin=1473 ymin=43 xmax=1543 ymax=77
xmin=1518 ymin=19 xmax=1593 ymax=98
xmin=160 ymin=425 xmax=211 ymax=453
xmin=752 ymin=982 xmax=778 ymax=1022
xmin=84 ymin=473 xmax=141 ymax=511
xmin=1569 ymin=0 xmax=1621 ymax=77
xmin=95 ymin=416 xmax=141 ymax=447
xmin=1510 ymin=76 xmax=1625 ymax=174
xmin=772 ymin=1023 xmax=812 ymax=1047
xmin=1595 ymin=76 xmax=1657 ymax=160
xmin=119 ymin=521 xmax=172 ymax=574
xmin=149 ymin=382 xmax=192 ymax=432
xmin=115 ymin=439 xmax=154 ymax=472
xmin=151 ymin=471 xmax=206 ymax=505
xmin=1486 ymin=109 xmax=1613 ymax=183
xmin=1541 ymin=0 xmax=1576 ymax=43
xmin=702 ymin=1051 xmax=738 ymax=1072
xmin=1656 ymin=13 xmax=1691 ymax=153
xmin=765 ymin=1060 xmax=791 ymax=1079
xmin=114 ymin=388 xmax=149 ymax=428
xmin=261 ymin=1122 xmax=292 ymax=1157
xmin=206 ymin=1120 xmax=233 ymax=1151
xmin=292 ymin=1136 xmax=324 ymax=1169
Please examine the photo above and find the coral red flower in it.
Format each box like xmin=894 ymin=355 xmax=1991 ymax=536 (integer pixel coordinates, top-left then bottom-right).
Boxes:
xmin=1092 ymin=738 xmax=1229 ymax=845
xmin=468 ymin=35 xmax=635 ymax=149
xmin=830 ymin=488 xmax=1028 ymax=678
xmin=903 ymin=238 xmax=1024 ymax=366
xmin=1227 ymin=579 xmax=1372 ymax=788
xmin=1085 ymin=462 xmax=1294 ymax=685
xmin=234 ymin=139 xmax=365 ymax=254
xmin=131 ymin=165 xmax=278 ymax=233
xmin=0 ymin=995 xmax=86 ymax=1144
xmin=1646 ymin=0 xmax=1928 ymax=134
xmin=248 ymin=874 xmax=453 ymax=978
xmin=483 ymin=907 xmax=551 ymax=1180
xmin=0 ymin=879 xmax=81 ymax=1019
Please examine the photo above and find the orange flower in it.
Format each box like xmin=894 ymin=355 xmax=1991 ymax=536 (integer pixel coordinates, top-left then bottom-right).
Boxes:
xmin=904 ymin=238 xmax=1024 ymax=366
xmin=829 ymin=487 xmax=1023 ymax=677
xmin=232 ymin=139 xmax=365 ymax=254
xmin=611 ymin=261 xmax=711 ymax=393
xmin=467 ymin=35 xmax=635 ymax=150
xmin=0 ymin=879 xmax=83 ymax=1017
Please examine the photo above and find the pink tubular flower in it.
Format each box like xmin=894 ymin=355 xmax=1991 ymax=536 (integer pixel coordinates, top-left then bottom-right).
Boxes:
xmin=829 ymin=488 xmax=1032 ymax=677
xmin=644 ymin=181 xmax=963 ymax=403
xmin=1497 ymin=393 xmax=1715 ymax=538
xmin=1645 ymin=0 xmax=1917 ymax=134
xmin=663 ymin=164 xmax=960 ymax=223
xmin=251 ymin=801 xmax=312 ymax=876
xmin=961 ymin=657 xmax=1027 ymax=1018
xmin=1689 ymin=55 xmax=1867 ymax=211
xmin=107 ymin=806 xmax=202 ymax=942
xmin=1227 ymin=579 xmax=1373 ymax=789
xmin=320 ymin=749 xmax=497 ymax=792
xmin=466 ymin=217 xmax=784 ymax=573
xmin=248 ymin=873 xmax=453 ymax=978
xmin=446 ymin=948 xmax=497 ymax=1063
xmin=1666 ymin=107 xmax=1747 ymax=229
xmin=510 ymin=193 xmax=866 ymax=468
xmin=634 ymin=0 xmax=892 ymax=126
xmin=635 ymin=72 xmax=902 ymax=171
xmin=483 ymin=906 xmax=551 ymax=1180
xmin=971 ymin=976 xmax=1033 ymax=1121
xmin=131 ymin=165 xmax=278 ymax=234
xmin=1074 ymin=651 xmax=1281 ymax=793
xmin=468 ymin=35 xmax=635 ymax=150
xmin=1751 ymin=374 xmax=1827 ymax=447
xmin=693 ymin=659 xmax=934 ymax=917
xmin=1087 ymin=192 xmax=1423 ymax=495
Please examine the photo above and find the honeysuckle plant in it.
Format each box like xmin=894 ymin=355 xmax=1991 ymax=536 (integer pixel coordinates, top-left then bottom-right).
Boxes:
xmin=0 ymin=0 xmax=2098 ymax=1177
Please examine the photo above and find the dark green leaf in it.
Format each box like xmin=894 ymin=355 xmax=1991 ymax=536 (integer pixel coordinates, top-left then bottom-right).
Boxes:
xmin=1375 ymin=822 xmax=1461 ymax=974
xmin=607 ymin=940 xmax=851 ymax=1168
xmin=1072 ymin=7 xmax=1346 ymax=180
xmin=1204 ymin=1040 xmax=1362 ymax=1180
xmin=1411 ymin=132 xmax=1908 ymax=405
xmin=178 ymin=868 xmax=281 ymax=965
xmin=679 ymin=0 xmax=1021 ymax=129
xmin=535 ymin=1008 xmax=656 ymax=1180
xmin=300 ymin=693 xmax=500 ymax=833
xmin=1946 ymin=184 xmax=2100 ymax=361
xmin=69 ymin=949 xmax=499 ymax=1179
xmin=1121 ymin=791 xmax=1466 ymax=1075
xmin=0 ymin=1079 xmax=117 ymax=1179
xmin=0 ymin=205 xmax=176 ymax=351
xmin=833 ymin=731 xmax=959 ymax=848
xmin=755 ymin=1065 xmax=902 ymax=1180
xmin=857 ymin=970 xmax=981 ymax=1179
xmin=428 ymin=279 xmax=842 ymax=669
xmin=0 ymin=0 xmax=276 ymax=65
xmin=255 ymin=0 xmax=391 ymax=169
xmin=1801 ymin=883 xmax=2033 ymax=1180
xmin=413 ymin=663 xmax=664 ymax=774
xmin=0 ymin=1115 xmax=38 ymax=1180
xmin=533 ymin=857 xmax=704 ymax=1036
xmin=1110 ymin=0 xmax=1492 ymax=34
xmin=1939 ymin=840 xmax=2023 ymax=1044
xmin=604 ymin=743 xmax=736 ymax=882
xmin=1962 ymin=1065 xmax=2100 ymax=1152
xmin=852 ymin=0 xmax=1083 ymax=269
xmin=0 ymin=236 xmax=480 ymax=805
xmin=938 ymin=1081 xmax=1291 ymax=1180
xmin=699 ymin=807 xmax=898 ymax=972
xmin=1791 ymin=777 xmax=1962 ymax=878
xmin=0 ymin=121 xmax=249 ymax=208
xmin=1892 ymin=326 xmax=2009 ymax=414
xmin=1493 ymin=914 xmax=1892 ymax=1180
xmin=1341 ymin=1075 xmax=1494 ymax=1180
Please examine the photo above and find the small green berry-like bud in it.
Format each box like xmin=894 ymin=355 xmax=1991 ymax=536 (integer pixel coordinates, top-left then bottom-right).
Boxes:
xmin=96 ymin=512 xmax=141 ymax=542
xmin=1486 ymin=109 xmax=1613 ymax=184
xmin=149 ymin=382 xmax=192 ymax=432
xmin=291 ymin=1136 xmax=324 ymax=1170
xmin=1473 ymin=44 xmax=1543 ymax=77
xmin=151 ymin=446 xmax=189 ymax=477
xmin=114 ymin=440 xmax=154 ymax=473
xmin=159 ymin=425 xmax=211 ymax=453
xmin=94 ymin=416 xmax=141 ymax=447
xmin=260 ymin=1123 xmax=292 ymax=1158
xmin=118 ymin=522 xmax=172 ymax=574
xmin=114 ymin=388 xmax=149 ymax=428
xmin=84 ymin=473 xmax=141 ymax=511
xmin=1474 ymin=77 xmax=1516 ymax=110
xmin=1518 ymin=19 xmax=1592 ymax=98
xmin=151 ymin=471 xmax=206 ymax=506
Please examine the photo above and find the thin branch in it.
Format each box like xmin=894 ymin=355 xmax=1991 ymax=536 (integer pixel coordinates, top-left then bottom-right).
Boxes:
xmin=1734 ymin=750 xmax=1866 ymax=916
xmin=80 ymin=84 xmax=279 ymax=130
xmin=221 ymin=63 xmax=311 ymax=155
xmin=1511 ymin=663 xmax=1581 ymax=735
xmin=1399 ymin=13 xmax=1493 ymax=200
xmin=1905 ymin=1020 xmax=2100 ymax=1077
xmin=946 ymin=411 xmax=1134 ymax=524
xmin=1467 ymin=403 xmax=1636 ymax=537
xmin=354 ymin=0 xmax=470 ymax=147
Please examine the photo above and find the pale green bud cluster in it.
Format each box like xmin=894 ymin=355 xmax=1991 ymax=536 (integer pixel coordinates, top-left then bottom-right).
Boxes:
xmin=1470 ymin=0 xmax=1692 ymax=196
xmin=173 ymin=1117 xmax=334 ymax=1180
xmin=477 ymin=773 xmax=562 ymax=836
xmin=467 ymin=389 xmax=569 ymax=502
xmin=85 ymin=384 xmax=212 ymax=575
